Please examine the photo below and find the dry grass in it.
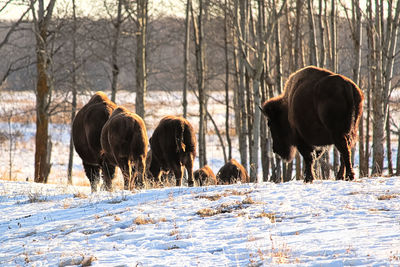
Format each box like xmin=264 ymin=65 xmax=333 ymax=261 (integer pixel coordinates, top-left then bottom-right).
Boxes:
xmin=378 ymin=194 xmax=398 ymax=200
xmin=196 ymin=208 xmax=219 ymax=217
xmin=196 ymin=194 xmax=222 ymax=201
xmin=254 ymin=212 xmax=276 ymax=223
xmin=134 ymin=216 xmax=156 ymax=225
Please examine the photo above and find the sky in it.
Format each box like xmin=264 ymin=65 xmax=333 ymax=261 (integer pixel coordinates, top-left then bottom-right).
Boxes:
xmin=0 ymin=0 xmax=185 ymax=21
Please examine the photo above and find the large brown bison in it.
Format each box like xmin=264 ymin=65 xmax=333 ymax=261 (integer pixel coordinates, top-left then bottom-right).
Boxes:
xmin=261 ymin=66 xmax=364 ymax=182
xmin=194 ymin=165 xmax=217 ymax=186
xmin=72 ymin=91 xmax=116 ymax=192
xmin=217 ymin=159 xmax=249 ymax=185
xmin=100 ymin=106 xmax=148 ymax=191
xmin=148 ymin=115 xmax=196 ymax=187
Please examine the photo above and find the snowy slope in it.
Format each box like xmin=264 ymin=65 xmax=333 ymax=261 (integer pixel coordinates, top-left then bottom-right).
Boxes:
xmin=1 ymin=177 xmax=400 ymax=266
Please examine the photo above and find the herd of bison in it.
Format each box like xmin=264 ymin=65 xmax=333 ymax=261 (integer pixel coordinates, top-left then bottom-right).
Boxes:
xmin=72 ymin=66 xmax=364 ymax=192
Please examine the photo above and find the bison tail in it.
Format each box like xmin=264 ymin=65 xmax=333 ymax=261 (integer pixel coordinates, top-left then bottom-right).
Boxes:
xmin=348 ymin=82 xmax=364 ymax=146
xmin=175 ymin=120 xmax=186 ymax=153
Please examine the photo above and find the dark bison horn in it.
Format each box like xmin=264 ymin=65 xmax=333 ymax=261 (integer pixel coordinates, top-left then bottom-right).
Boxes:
xmin=258 ymin=105 xmax=264 ymax=113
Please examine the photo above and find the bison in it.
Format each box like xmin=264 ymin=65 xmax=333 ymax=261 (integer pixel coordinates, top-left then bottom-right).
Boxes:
xmin=194 ymin=165 xmax=217 ymax=186
xmin=148 ymin=115 xmax=196 ymax=187
xmin=261 ymin=66 xmax=363 ymax=182
xmin=100 ymin=106 xmax=148 ymax=191
xmin=217 ymin=159 xmax=249 ymax=185
xmin=72 ymin=91 xmax=117 ymax=192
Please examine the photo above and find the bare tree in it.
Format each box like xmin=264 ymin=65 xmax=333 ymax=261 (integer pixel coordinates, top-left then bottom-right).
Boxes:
xmin=224 ymin=0 xmax=232 ymax=160
xmin=67 ymin=0 xmax=78 ymax=184
xmin=183 ymin=0 xmax=191 ymax=118
xmin=192 ymin=0 xmax=208 ymax=167
xmin=31 ymin=0 xmax=57 ymax=183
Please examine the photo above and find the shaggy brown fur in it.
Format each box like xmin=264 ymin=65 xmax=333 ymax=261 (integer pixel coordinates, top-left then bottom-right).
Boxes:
xmin=261 ymin=66 xmax=364 ymax=182
xmin=100 ymin=106 xmax=148 ymax=191
xmin=217 ymin=159 xmax=249 ymax=185
xmin=72 ymin=91 xmax=117 ymax=192
xmin=148 ymin=115 xmax=196 ymax=187
xmin=194 ymin=165 xmax=217 ymax=186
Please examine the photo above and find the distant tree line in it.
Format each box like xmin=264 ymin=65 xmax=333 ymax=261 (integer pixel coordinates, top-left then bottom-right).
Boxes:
xmin=0 ymin=0 xmax=399 ymax=183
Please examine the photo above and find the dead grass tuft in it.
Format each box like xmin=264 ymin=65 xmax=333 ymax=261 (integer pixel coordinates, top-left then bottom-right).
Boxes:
xmin=27 ymin=192 xmax=47 ymax=203
xmin=73 ymin=192 xmax=88 ymax=199
xmin=196 ymin=194 xmax=222 ymax=201
xmin=196 ymin=208 xmax=219 ymax=217
xmin=242 ymin=196 xmax=255 ymax=205
xmin=134 ymin=216 xmax=155 ymax=225
xmin=378 ymin=194 xmax=398 ymax=200
xmin=255 ymin=212 xmax=276 ymax=223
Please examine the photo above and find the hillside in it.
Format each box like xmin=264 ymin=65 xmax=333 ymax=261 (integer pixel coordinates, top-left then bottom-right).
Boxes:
xmin=1 ymin=177 xmax=399 ymax=266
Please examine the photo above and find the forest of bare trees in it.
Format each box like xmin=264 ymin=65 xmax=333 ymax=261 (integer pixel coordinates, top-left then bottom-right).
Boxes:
xmin=0 ymin=0 xmax=400 ymax=183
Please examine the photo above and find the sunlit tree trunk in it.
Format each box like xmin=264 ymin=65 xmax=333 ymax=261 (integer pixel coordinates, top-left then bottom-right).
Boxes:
xmin=135 ymin=0 xmax=147 ymax=119
xmin=32 ymin=0 xmax=56 ymax=183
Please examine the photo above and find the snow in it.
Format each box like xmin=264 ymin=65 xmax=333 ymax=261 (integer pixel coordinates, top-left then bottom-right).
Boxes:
xmin=1 ymin=90 xmax=400 ymax=265
xmin=1 ymin=177 xmax=400 ymax=266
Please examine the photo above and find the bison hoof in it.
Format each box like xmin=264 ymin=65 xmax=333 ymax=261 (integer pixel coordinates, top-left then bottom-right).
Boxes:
xmin=188 ymin=181 xmax=194 ymax=187
xmin=304 ymin=177 xmax=313 ymax=183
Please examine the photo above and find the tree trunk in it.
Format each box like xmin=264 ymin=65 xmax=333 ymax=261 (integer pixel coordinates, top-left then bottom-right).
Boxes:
xmin=192 ymin=0 xmax=207 ymax=167
xmin=33 ymin=0 xmax=56 ymax=184
xmin=371 ymin=0 xmax=384 ymax=175
xmin=224 ymin=0 xmax=232 ymax=160
xmin=183 ymin=0 xmax=191 ymax=118
xmin=396 ymin=130 xmax=400 ymax=175
xmin=307 ymin=0 xmax=318 ymax=65
xmin=111 ymin=0 xmax=122 ymax=103
xmin=135 ymin=0 xmax=147 ymax=119
xmin=68 ymin=0 xmax=78 ymax=184
xmin=236 ymin=0 xmax=248 ymax=169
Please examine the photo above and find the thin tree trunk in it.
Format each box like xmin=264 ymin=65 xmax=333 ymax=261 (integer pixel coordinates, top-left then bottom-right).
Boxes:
xmin=372 ymin=0 xmax=384 ymax=175
xmin=111 ymin=0 xmax=122 ymax=103
xmin=224 ymin=0 xmax=232 ymax=160
xmin=67 ymin=0 xmax=78 ymax=184
xmin=386 ymin=109 xmax=393 ymax=175
xmin=135 ymin=0 xmax=147 ymax=119
xmin=318 ymin=0 xmax=325 ymax=67
xmin=396 ymin=130 xmax=400 ymax=175
xmin=192 ymin=0 xmax=207 ymax=167
xmin=183 ymin=0 xmax=191 ymax=118
xmin=236 ymin=0 xmax=248 ymax=169
xmin=307 ymin=0 xmax=318 ymax=65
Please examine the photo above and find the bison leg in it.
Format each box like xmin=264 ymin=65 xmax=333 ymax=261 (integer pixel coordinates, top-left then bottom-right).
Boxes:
xmin=172 ymin=164 xmax=184 ymax=187
xmin=101 ymin=161 xmax=116 ymax=191
xmin=185 ymin=157 xmax=195 ymax=187
xmin=297 ymin=143 xmax=315 ymax=183
xmin=336 ymin=157 xmax=345 ymax=180
xmin=119 ymin=159 xmax=132 ymax=191
xmin=334 ymin=136 xmax=354 ymax=181
xmin=83 ymin=163 xmax=101 ymax=192
xmin=133 ymin=157 xmax=146 ymax=189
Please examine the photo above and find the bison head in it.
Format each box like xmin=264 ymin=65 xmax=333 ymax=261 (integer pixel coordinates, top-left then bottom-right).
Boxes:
xmin=261 ymin=98 xmax=296 ymax=162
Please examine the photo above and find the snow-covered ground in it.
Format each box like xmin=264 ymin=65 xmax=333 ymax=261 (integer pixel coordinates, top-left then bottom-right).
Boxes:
xmin=1 ymin=177 xmax=400 ymax=266
xmin=1 ymin=90 xmax=400 ymax=266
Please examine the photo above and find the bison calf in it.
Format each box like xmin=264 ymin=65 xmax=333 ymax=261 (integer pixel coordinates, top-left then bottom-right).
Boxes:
xmin=148 ymin=115 xmax=196 ymax=187
xmin=217 ymin=159 xmax=249 ymax=185
xmin=101 ymin=106 xmax=148 ymax=191
xmin=72 ymin=91 xmax=116 ymax=192
xmin=261 ymin=66 xmax=363 ymax=182
xmin=194 ymin=165 xmax=217 ymax=186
